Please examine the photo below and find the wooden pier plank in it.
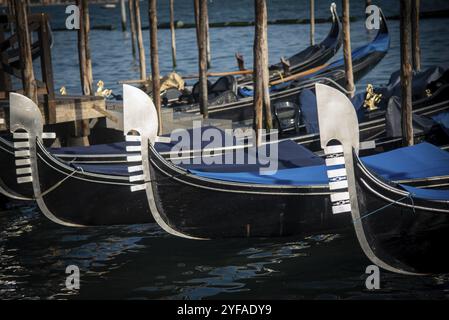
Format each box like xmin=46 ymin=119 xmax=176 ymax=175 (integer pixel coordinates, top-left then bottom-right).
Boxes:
xmin=0 ymin=95 xmax=106 ymax=128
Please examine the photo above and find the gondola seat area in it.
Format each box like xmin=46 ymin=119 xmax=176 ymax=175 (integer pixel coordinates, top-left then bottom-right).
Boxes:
xmin=65 ymin=141 xmax=449 ymax=189
xmin=184 ymin=142 xmax=449 ymax=187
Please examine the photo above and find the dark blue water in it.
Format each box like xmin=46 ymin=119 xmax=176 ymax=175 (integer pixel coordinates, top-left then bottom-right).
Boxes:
xmin=2 ymin=1 xmax=449 ymax=300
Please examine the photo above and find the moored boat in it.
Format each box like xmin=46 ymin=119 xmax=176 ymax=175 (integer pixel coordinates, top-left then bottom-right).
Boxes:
xmin=316 ymin=83 xmax=449 ymax=275
xmin=5 ymin=85 xmax=449 ymax=234
xmin=171 ymin=8 xmax=390 ymax=124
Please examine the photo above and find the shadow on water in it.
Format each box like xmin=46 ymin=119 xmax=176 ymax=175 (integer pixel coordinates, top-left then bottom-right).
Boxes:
xmin=1 ymin=206 xmax=449 ymax=300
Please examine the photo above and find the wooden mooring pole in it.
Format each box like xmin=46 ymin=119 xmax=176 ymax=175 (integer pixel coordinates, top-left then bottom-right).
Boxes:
xmin=365 ymin=0 xmax=372 ymax=18
xmin=75 ymin=0 xmax=92 ymax=145
xmin=342 ymin=0 xmax=354 ymax=98
xmin=169 ymin=0 xmax=177 ymax=69
xmin=254 ymin=0 xmax=272 ymax=145
xmin=194 ymin=0 xmax=211 ymax=69
xmin=411 ymin=0 xmax=421 ymax=72
xmin=128 ymin=0 xmax=137 ymax=58
xmin=365 ymin=0 xmax=372 ymax=9
xmin=205 ymin=1 xmax=211 ymax=69
xmin=194 ymin=0 xmax=200 ymax=43
xmin=235 ymin=53 xmax=245 ymax=71
xmin=149 ymin=0 xmax=162 ymax=133
xmin=120 ymin=0 xmax=127 ymax=32
xmin=134 ymin=0 xmax=147 ymax=82
xmin=14 ymin=0 xmax=37 ymax=103
xmin=77 ymin=0 xmax=93 ymax=96
xmin=310 ymin=0 xmax=315 ymax=46
xmin=196 ymin=0 xmax=209 ymax=118
xmin=400 ymin=0 xmax=414 ymax=146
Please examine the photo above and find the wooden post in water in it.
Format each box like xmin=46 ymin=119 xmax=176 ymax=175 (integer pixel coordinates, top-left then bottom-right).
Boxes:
xmin=169 ymin=0 xmax=177 ymax=69
xmin=77 ymin=0 xmax=93 ymax=95
xmin=235 ymin=53 xmax=245 ymax=71
xmin=342 ymin=0 xmax=354 ymax=98
xmin=365 ymin=0 xmax=372 ymax=8
xmin=400 ymin=0 xmax=414 ymax=146
xmin=84 ymin=0 xmax=93 ymax=93
xmin=196 ymin=0 xmax=208 ymax=118
xmin=205 ymin=1 xmax=211 ymax=69
xmin=310 ymin=0 xmax=315 ymax=46
xmin=194 ymin=0 xmax=210 ymax=69
xmin=194 ymin=0 xmax=200 ymax=43
xmin=75 ymin=0 xmax=92 ymax=145
xmin=365 ymin=0 xmax=372 ymax=18
xmin=149 ymin=0 xmax=162 ymax=133
xmin=120 ymin=0 xmax=127 ymax=32
xmin=135 ymin=0 xmax=147 ymax=82
xmin=128 ymin=0 xmax=137 ymax=58
xmin=411 ymin=0 xmax=421 ymax=72
xmin=261 ymin=2 xmax=272 ymax=132
xmin=13 ymin=0 xmax=37 ymax=103
xmin=253 ymin=0 xmax=272 ymax=144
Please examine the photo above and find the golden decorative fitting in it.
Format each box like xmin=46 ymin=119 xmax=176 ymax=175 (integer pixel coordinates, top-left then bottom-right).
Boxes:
xmin=363 ymin=84 xmax=382 ymax=111
xmin=95 ymin=80 xmax=113 ymax=98
xmin=59 ymin=86 xmax=67 ymax=95
xmin=425 ymin=89 xmax=432 ymax=97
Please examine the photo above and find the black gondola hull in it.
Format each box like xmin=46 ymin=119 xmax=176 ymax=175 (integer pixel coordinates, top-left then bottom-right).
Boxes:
xmin=34 ymin=142 xmax=154 ymax=226
xmin=148 ymin=145 xmax=352 ymax=239
xmin=353 ymin=155 xmax=449 ymax=274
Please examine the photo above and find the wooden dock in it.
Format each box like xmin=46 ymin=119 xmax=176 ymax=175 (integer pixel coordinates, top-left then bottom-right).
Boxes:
xmin=0 ymin=95 xmax=106 ymax=126
xmin=0 ymin=2 xmax=109 ymax=146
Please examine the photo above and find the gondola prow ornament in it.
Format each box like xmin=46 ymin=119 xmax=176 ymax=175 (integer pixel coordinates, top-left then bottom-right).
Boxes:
xmin=122 ymin=85 xmax=202 ymax=240
xmin=316 ymin=83 xmax=426 ymax=275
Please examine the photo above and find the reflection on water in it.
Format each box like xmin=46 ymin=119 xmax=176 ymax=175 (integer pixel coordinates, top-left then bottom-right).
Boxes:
xmin=1 ymin=206 xmax=449 ymax=299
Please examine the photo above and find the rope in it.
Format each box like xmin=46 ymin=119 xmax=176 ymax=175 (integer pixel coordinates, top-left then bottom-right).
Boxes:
xmin=39 ymin=157 xmax=190 ymax=197
xmin=40 ymin=169 xmax=79 ymax=197
xmin=352 ymin=193 xmax=416 ymax=224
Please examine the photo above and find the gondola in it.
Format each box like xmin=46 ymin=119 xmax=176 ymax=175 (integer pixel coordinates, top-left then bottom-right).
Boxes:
xmin=7 ymin=86 xmax=449 ymax=231
xmin=315 ymin=83 xmax=449 ymax=275
xmin=172 ymin=9 xmax=390 ymax=124
xmin=2 ymin=63 xmax=449 ymax=203
xmin=236 ymin=2 xmax=342 ymax=86
xmin=143 ymin=85 xmax=449 ymax=239
xmin=290 ymin=74 xmax=449 ymax=151
xmin=168 ymin=3 xmax=341 ymax=108
xmin=1 ymin=67 xmax=448 ymax=172
xmin=0 ymin=6 xmax=391 ymax=196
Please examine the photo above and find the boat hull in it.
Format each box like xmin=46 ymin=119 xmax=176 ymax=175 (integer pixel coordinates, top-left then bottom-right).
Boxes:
xmin=34 ymin=142 xmax=154 ymax=226
xmin=354 ymin=154 xmax=449 ymax=274
xmin=148 ymin=145 xmax=352 ymax=239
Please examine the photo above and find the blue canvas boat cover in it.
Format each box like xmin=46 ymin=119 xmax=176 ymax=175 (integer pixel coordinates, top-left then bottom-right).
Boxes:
xmin=400 ymin=184 xmax=449 ymax=201
xmin=50 ymin=142 xmax=126 ymax=156
xmin=68 ymin=142 xmax=449 ymax=196
xmin=433 ymin=111 xmax=449 ymax=136
xmin=188 ymin=142 xmax=449 ymax=186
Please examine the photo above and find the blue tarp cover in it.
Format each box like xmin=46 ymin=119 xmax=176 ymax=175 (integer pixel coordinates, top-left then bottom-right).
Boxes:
xmin=70 ymin=142 xmax=449 ymax=183
xmin=188 ymin=143 xmax=449 ymax=186
xmin=400 ymin=184 xmax=449 ymax=201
